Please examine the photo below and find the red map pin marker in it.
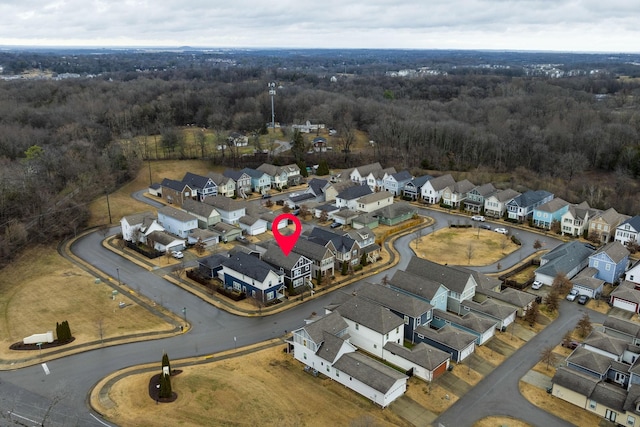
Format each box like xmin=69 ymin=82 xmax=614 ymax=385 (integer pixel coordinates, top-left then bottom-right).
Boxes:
xmin=272 ymin=213 xmax=302 ymax=256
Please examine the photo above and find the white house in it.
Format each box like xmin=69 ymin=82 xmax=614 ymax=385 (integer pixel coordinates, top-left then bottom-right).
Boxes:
xmin=484 ymin=189 xmax=520 ymax=218
xmin=238 ymin=215 xmax=268 ymax=236
xmin=615 ymin=216 xmax=640 ymax=246
xmin=157 ymin=206 xmax=198 ymax=239
xmin=203 ymin=196 xmax=247 ymax=225
xmin=356 ymin=191 xmax=394 ymax=213
xmin=120 ymin=211 xmax=158 ymax=242
xmin=421 ymin=174 xmax=456 ymax=204
xmin=335 ymin=185 xmax=373 ymax=210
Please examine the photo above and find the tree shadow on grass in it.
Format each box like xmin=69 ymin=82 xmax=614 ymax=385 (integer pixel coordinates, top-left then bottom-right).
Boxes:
xmin=148 ymin=370 xmax=182 ymax=403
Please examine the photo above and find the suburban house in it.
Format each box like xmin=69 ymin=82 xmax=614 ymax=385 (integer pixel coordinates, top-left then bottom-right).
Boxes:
xmin=534 ymin=241 xmax=596 ymax=285
xmin=506 ymin=190 xmax=554 ymax=222
xmin=464 ymin=183 xmax=496 ymax=214
xmin=345 ymin=227 xmax=380 ymax=264
xmin=571 ymin=268 xmax=605 ymax=299
xmin=474 ymin=287 xmax=536 ymax=318
xmin=207 ymin=172 xmax=236 ymax=198
xmin=431 ymin=309 xmax=496 ymax=345
xmin=383 ymin=171 xmax=413 ymax=196
xmin=324 ymin=180 xmax=357 ymax=202
xmin=382 ymin=341 xmax=450 ymax=382
xmin=181 ymin=172 xmax=218 ymax=199
xmin=365 ymin=167 xmax=396 ymax=192
xmin=329 ymin=295 xmax=405 ymax=359
xmin=292 ymin=238 xmax=335 ymax=279
xmin=484 ymin=188 xmax=520 ymax=218
xmin=335 ymin=185 xmax=373 ymax=210
xmin=218 ymin=251 xmax=285 ymax=302
xmin=616 ymin=216 xmax=640 ymax=246
xmin=348 ymin=162 xmax=384 ymax=186
xmin=561 ymin=202 xmax=598 ymax=237
xmin=533 ymin=198 xmax=570 ymax=229
xmin=421 ymin=174 xmax=456 ymax=204
xmin=356 ymin=282 xmax=433 ymax=342
xmin=262 ymin=244 xmax=313 ymax=289
xmin=146 ymin=230 xmax=186 ymax=253
xmin=148 ymin=183 xmax=161 ymax=197
xmin=403 ymin=175 xmax=432 ymax=201
xmin=157 ymin=205 xmax=198 ymax=239
xmin=352 ymin=212 xmax=379 ymax=230
xmin=223 ymin=170 xmax=251 ymax=198
xmin=197 ymin=253 xmax=228 ymax=279
xmin=120 ymin=211 xmax=158 ymax=242
xmin=180 ymin=198 xmax=221 ymax=229
xmin=589 ymin=208 xmax=629 ymax=244
xmin=441 ymin=179 xmax=475 ymax=208
xmin=388 ymin=269 xmax=449 ymax=312
xmin=589 ymin=241 xmax=630 ymax=284
xmin=460 ymin=298 xmax=517 ymax=331
xmin=212 ymin=222 xmax=243 ymax=243
xmin=331 ymin=208 xmax=361 ymax=227
xmin=203 ymin=196 xmax=247 ymax=225
xmin=238 ymin=215 xmax=268 ymax=236
xmin=374 ymin=202 xmax=417 ymax=226
xmin=304 ymin=178 xmax=329 ymax=202
xmin=241 ymin=168 xmax=272 ymax=194
xmin=160 ymin=178 xmax=193 ymax=206
xmin=603 ymin=317 xmax=640 ymax=346
xmin=187 ymin=228 xmax=219 ymax=247
xmin=314 ymin=204 xmax=340 ymax=221
xmin=405 ymin=257 xmax=478 ymax=314
xmin=257 ymin=163 xmax=289 ymax=189
xmin=227 ymin=132 xmax=248 ymax=146
xmin=307 ymin=227 xmax=360 ymax=268
xmin=626 ymin=261 xmax=640 ymax=285
xmin=413 ymin=324 xmax=476 ymax=363
xmin=610 ymin=281 xmax=640 ymax=314
xmin=356 ymin=191 xmax=394 ymax=213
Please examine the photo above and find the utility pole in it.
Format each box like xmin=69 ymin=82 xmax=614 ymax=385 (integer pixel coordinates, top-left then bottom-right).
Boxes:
xmin=268 ymin=82 xmax=276 ymax=131
xmin=105 ymin=190 xmax=112 ymax=224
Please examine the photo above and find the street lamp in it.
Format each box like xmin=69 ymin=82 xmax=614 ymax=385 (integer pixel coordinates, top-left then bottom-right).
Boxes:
xmin=268 ymin=82 xmax=276 ymax=131
xmin=116 ymin=268 xmax=121 ymax=286
xmin=182 ymin=307 xmax=187 ymax=322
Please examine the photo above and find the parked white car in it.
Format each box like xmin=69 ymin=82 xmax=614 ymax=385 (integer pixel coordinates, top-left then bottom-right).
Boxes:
xmin=172 ymin=250 xmax=184 ymax=259
xmin=494 ymin=227 xmax=509 ymax=235
xmin=566 ymin=289 xmax=579 ymax=301
xmin=471 ymin=215 xmax=485 ymax=222
xmin=531 ymin=280 xmax=543 ymax=290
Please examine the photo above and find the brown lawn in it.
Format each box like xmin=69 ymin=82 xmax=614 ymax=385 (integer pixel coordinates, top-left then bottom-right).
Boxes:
xmin=413 ymin=227 xmax=519 ymax=266
xmin=404 ymin=379 xmax=458 ymax=415
xmin=474 ymin=416 xmax=533 ymax=427
xmin=0 ymin=245 xmax=175 ymax=361
xmin=99 ymin=345 xmax=411 ymax=427
xmin=519 ymin=382 xmax=602 ymax=426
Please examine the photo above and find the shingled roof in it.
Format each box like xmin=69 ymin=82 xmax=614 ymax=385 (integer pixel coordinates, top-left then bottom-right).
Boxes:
xmin=333 ymin=352 xmax=407 ymax=395
xmin=383 ymin=341 xmax=449 ymax=371
xmin=405 ymin=257 xmax=476 ymax=294
xmin=303 ymin=311 xmax=349 ymax=344
xmin=356 ymin=282 xmax=433 ymax=319
xmin=334 ymin=295 xmax=404 ymax=335
xmin=221 ymin=251 xmax=283 ymax=283
xmin=389 ymin=270 xmax=445 ymax=301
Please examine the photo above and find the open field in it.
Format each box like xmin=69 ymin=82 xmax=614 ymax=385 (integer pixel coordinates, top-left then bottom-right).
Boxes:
xmin=0 ymin=245 xmax=175 ymax=362
xmin=99 ymin=345 xmax=411 ymax=427
xmin=413 ymin=227 xmax=519 ymax=266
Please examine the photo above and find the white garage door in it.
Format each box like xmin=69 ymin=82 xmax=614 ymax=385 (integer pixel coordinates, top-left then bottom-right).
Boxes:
xmin=250 ymin=225 xmax=267 ymax=235
xmin=613 ymin=298 xmax=637 ymax=313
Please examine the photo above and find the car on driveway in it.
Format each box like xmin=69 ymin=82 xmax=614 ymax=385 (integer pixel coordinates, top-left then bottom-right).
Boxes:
xmin=566 ymin=289 xmax=579 ymax=301
xmin=531 ymin=280 xmax=543 ymax=290
xmin=562 ymin=340 xmax=581 ymax=350
xmin=577 ymin=295 xmax=590 ymax=305
xmin=172 ymin=250 xmax=184 ymax=259
xmin=330 ymin=222 xmax=341 ymax=229
xmin=471 ymin=215 xmax=485 ymax=222
xmin=236 ymin=236 xmax=248 ymax=243
xmin=494 ymin=227 xmax=509 ymax=235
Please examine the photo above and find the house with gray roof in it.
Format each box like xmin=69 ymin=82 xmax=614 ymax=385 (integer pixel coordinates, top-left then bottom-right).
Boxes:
xmin=219 ymin=251 xmax=285 ymax=303
xmin=533 ymin=197 xmax=570 ymax=229
xmin=238 ymin=215 xmax=268 ymax=236
xmin=431 ymin=309 xmax=497 ymax=345
xmin=588 ymin=242 xmax=629 ymax=284
xmin=160 ymin=178 xmax=193 ymax=206
xmin=551 ymin=366 xmax=600 ymax=410
xmin=604 ymin=317 xmax=640 ymax=346
xmin=414 ymin=324 xmax=476 ymax=362
xmin=474 ymin=287 xmax=536 ymax=317
xmin=464 ymin=183 xmax=497 ymax=214
xmin=442 ymin=179 xmax=476 ymax=208
xmin=240 ymin=167 xmax=271 ymax=193
xmin=461 ymin=298 xmax=517 ymax=330
xmin=292 ymin=238 xmax=335 ymax=279
xmin=330 ymin=295 xmax=405 ymax=358
xmin=421 ymin=174 xmax=456 ymax=204
xmin=484 ymin=188 xmax=520 ymax=218
xmin=307 ymin=227 xmax=360 ymax=268
xmin=373 ymin=201 xmax=417 ymax=226
xmin=610 ymin=281 xmax=640 ymax=314
xmin=616 ymin=216 xmax=640 ymax=246
xmin=181 ymin=172 xmax=218 ymax=199
xmin=146 ymin=230 xmax=186 ymax=253
xmin=157 ymin=205 xmax=198 ymax=238
xmin=352 ymin=212 xmax=379 ymax=230
xmin=207 ymin=172 xmax=235 ymax=198
xmin=583 ymin=330 xmax=640 ymax=365
xmin=203 ymin=196 xmax=247 ymax=225
xmin=335 ymin=185 xmax=373 ymax=210
xmin=403 ymin=175 xmax=432 ymax=201
xmin=211 ymin=222 xmax=242 ymax=243
xmin=383 ymin=170 xmax=413 ymax=196
xmin=567 ymin=347 xmax=612 ymax=380
xmin=356 ymin=190 xmax=394 ymax=213
xmin=382 ymin=341 xmax=450 ymax=382
xmin=356 ymin=282 xmax=433 ymax=342
xmin=572 ymin=267 xmax=605 ymax=299
xmin=389 ymin=269 xmax=449 ymax=312
xmin=120 ymin=211 xmax=158 ymax=242
xmin=561 ymin=201 xmax=599 ymax=237
xmin=348 ymin=162 xmax=384 ymax=186
xmin=405 ymin=257 xmax=478 ymax=313
xmin=262 ymin=243 xmax=312 ymax=289
xmin=181 ymin=198 xmax=221 ymax=229
xmin=589 ymin=207 xmax=629 ymax=244
xmin=506 ymin=190 xmax=554 ymax=222
xmin=223 ymin=169 xmax=251 ymax=197
xmin=304 ymin=178 xmax=329 ymax=201
xmin=534 ymin=241 xmax=595 ymax=286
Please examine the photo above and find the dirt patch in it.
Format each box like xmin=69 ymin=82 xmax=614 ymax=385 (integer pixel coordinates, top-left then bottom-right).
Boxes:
xmin=519 ymin=381 xmax=602 ymax=427
xmin=101 ymin=346 xmax=411 ymax=427
xmin=474 ymin=416 xmax=533 ymax=427
xmin=10 ymin=338 xmax=75 ymax=351
xmin=404 ymin=379 xmax=458 ymax=415
xmin=414 ymin=227 xmax=519 ymax=266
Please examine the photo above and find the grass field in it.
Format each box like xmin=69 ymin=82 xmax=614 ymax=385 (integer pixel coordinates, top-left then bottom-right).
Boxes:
xmin=0 ymin=245 xmax=175 ymax=362
xmin=413 ymin=227 xmax=519 ymax=266
xmin=99 ymin=345 xmax=411 ymax=427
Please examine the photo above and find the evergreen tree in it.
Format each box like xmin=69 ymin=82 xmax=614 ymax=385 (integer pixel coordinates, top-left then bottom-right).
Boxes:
xmin=162 ymin=352 xmax=172 ymax=374
xmin=316 ymin=159 xmax=330 ymax=176
xmin=297 ymin=161 xmax=308 ymax=177
xmin=360 ymin=253 xmax=367 ymax=266
xmin=341 ymin=261 xmax=348 ymax=276
xmin=159 ymin=373 xmax=172 ymax=399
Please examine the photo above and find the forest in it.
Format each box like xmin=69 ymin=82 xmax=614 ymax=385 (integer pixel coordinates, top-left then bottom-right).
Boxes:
xmin=1 ymin=48 xmax=640 ymax=265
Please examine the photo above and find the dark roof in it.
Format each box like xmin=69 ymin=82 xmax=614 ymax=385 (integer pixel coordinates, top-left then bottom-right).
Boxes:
xmin=356 ymin=282 xmax=433 ymax=318
xmin=426 ymin=174 xmax=456 ymax=191
xmin=620 ymin=216 xmax=640 ymax=232
xmin=307 ymin=178 xmax=328 ymax=196
xmin=198 ymin=253 xmax=229 ymax=270
xmin=161 ymin=178 xmax=190 ymax=192
xmin=373 ymin=202 xmax=416 ymax=219
xmin=415 ymin=324 xmax=476 ymax=350
xmin=290 ymin=193 xmax=316 ymax=204
xmin=461 ymin=299 xmax=517 ymax=321
xmin=510 ymin=190 xmax=553 ymax=207
xmin=221 ymin=251 xmax=283 ymax=283
xmin=207 ymin=172 xmax=233 ymax=186
xmin=203 ymin=195 xmax=247 ymax=212
xmin=337 ymin=184 xmax=373 ymax=201
xmin=471 ymin=183 xmax=497 ymax=197
xmin=470 ymin=270 xmax=502 ymax=291
xmin=389 ymin=270 xmax=445 ymax=301
xmin=332 ymin=352 xmax=407 ymax=394
xmin=552 ymin=366 xmax=599 ymax=396
xmin=593 ymin=241 xmax=630 ymax=264
xmin=147 ymin=230 xmax=184 ymax=246
xmin=433 ymin=309 xmax=497 ymax=333
xmin=181 ymin=198 xmax=219 ymax=218
xmin=566 ymin=347 xmax=612 ymax=376
xmin=490 ymin=188 xmax=520 ymax=203
xmin=122 ymin=211 xmax=155 ymax=226
xmin=223 ymin=169 xmax=249 ymax=181
xmin=182 ymin=172 xmax=214 ymax=190
xmin=536 ymin=241 xmax=595 ymax=278
xmin=476 ymin=288 xmax=536 ymax=309
xmin=591 ymin=382 xmax=627 ymax=412
xmin=383 ymin=341 xmax=449 ymax=371
xmin=262 ymin=243 xmax=311 ymax=271
xmin=149 ymin=183 xmax=161 ymax=190
xmin=624 ymin=384 xmax=640 ymax=413
xmin=406 ymin=175 xmax=432 ymax=189
xmin=303 ymin=311 xmax=349 ymax=344
xmin=293 ymin=238 xmax=332 ymax=261
xmin=158 ymin=205 xmax=197 ymax=223
xmin=583 ymin=330 xmax=628 ymax=356
xmin=603 ymin=316 xmax=640 ymax=339
xmin=391 ymin=170 xmax=412 ymax=182
xmin=308 ymin=227 xmax=356 ymax=253
xmin=334 ymin=295 xmax=405 ymax=334
xmin=317 ymin=331 xmax=351 ymax=363
xmin=240 ymin=167 xmax=268 ymax=179
xmin=405 ymin=257 xmax=475 ymax=294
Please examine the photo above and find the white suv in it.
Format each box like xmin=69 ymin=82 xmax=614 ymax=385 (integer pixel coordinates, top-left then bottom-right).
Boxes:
xmin=471 ymin=215 xmax=485 ymax=222
xmin=566 ymin=289 xmax=579 ymax=301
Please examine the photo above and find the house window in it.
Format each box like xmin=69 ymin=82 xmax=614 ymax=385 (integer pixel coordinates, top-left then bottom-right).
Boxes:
xmin=326 ymin=365 xmax=330 ymax=372
xmin=628 ymin=415 xmax=635 ymax=426
xmin=336 ymin=369 xmax=339 ymax=377
xmin=404 ymin=315 xmax=409 ymax=325
xmin=374 ymin=344 xmax=377 ymax=349
xmin=589 ymin=400 xmax=596 ymax=410
xmin=593 ymin=260 xmax=599 ymax=267
xmin=355 ymin=324 xmax=359 ymax=330
xmin=303 ymin=353 xmax=307 ymax=360
xmin=386 ymin=333 xmax=389 ymax=339
xmin=417 ymin=317 xmax=422 ymax=326
xmin=266 ymin=291 xmax=274 ymax=300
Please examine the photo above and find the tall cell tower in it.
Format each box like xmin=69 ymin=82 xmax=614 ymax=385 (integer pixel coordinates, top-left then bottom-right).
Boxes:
xmin=268 ymin=82 xmax=276 ymax=130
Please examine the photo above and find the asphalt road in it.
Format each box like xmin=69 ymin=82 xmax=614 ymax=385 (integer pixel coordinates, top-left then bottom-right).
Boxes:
xmin=0 ymin=207 xmax=569 ymax=426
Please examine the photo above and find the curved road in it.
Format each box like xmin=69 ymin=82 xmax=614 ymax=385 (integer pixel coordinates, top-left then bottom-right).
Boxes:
xmin=0 ymin=207 xmax=570 ymax=426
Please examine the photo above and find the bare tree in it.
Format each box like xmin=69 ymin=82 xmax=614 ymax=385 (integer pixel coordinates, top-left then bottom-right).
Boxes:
xmin=466 ymin=243 xmax=475 ymax=264
xmin=533 ymin=239 xmax=542 ymax=250
xmin=545 ymin=287 xmax=560 ymax=312
xmin=194 ymin=238 xmax=206 ymax=256
xmin=576 ymin=313 xmax=593 ymax=338
xmin=552 ymin=273 xmax=572 ymax=294
xmin=524 ymin=301 xmax=539 ymax=326
xmin=540 ymin=346 xmax=557 ymax=371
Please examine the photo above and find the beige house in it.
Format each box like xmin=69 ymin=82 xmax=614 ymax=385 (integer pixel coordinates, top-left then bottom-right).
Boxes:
xmin=356 ymin=191 xmax=394 ymax=213
xmin=589 ymin=207 xmax=629 ymax=244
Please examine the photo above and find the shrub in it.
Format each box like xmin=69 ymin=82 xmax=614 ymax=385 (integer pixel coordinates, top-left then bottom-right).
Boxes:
xmin=511 ymin=235 xmax=521 ymax=245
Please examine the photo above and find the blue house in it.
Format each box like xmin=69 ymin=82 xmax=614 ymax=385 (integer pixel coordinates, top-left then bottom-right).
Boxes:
xmin=533 ymin=197 xmax=570 ymax=229
xmin=388 ymin=270 xmax=448 ymax=311
xmin=219 ymin=252 xmax=285 ymax=303
xmin=589 ymin=241 xmax=630 ymax=284
xmin=356 ymin=282 xmax=433 ymax=342
xmin=181 ymin=172 xmax=218 ymax=199
xmin=402 ymin=175 xmax=432 ymax=201
xmin=506 ymin=190 xmax=554 ymax=222
xmin=413 ymin=324 xmax=476 ymax=363
xmin=241 ymin=168 xmax=272 ymax=193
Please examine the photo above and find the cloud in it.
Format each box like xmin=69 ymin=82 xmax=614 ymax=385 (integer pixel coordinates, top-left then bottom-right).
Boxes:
xmin=0 ymin=0 xmax=637 ymax=52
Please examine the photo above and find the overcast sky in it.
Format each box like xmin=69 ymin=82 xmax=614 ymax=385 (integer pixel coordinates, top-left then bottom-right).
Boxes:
xmin=0 ymin=0 xmax=637 ymax=52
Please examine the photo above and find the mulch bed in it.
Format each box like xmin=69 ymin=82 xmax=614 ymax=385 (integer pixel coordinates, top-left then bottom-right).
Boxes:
xmin=148 ymin=370 xmax=182 ymax=403
xmin=10 ymin=337 xmax=75 ymax=351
